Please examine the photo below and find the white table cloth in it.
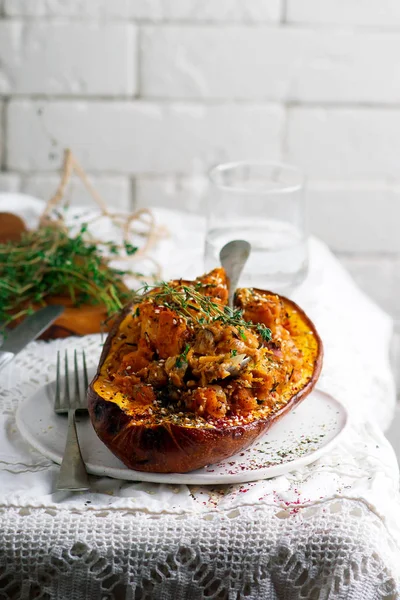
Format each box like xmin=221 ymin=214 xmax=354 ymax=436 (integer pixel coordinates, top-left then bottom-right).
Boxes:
xmin=0 ymin=197 xmax=399 ymax=599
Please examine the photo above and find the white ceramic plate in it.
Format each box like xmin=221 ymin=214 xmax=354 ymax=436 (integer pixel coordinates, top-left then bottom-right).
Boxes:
xmin=16 ymin=368 xmax=348 ymax=485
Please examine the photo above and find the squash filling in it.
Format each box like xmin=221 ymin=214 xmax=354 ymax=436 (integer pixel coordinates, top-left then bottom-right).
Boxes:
xmin=93 ymin=268 xmax=319 ymax=429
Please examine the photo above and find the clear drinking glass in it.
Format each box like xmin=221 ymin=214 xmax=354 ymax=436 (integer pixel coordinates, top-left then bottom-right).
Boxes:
xmin=205 ymin=160 xmax=307 ymax=295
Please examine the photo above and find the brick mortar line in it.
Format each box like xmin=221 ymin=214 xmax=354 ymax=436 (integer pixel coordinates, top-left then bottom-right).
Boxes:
xmin=4 ymin=170 xmax=400 ymax=185
xmin=5 ymin=97 xmax=400 ymax=110
xmin=0 ymin=16 xmax=284 ymax=26
xmin=130 ymin=178 xmax=137 ymax=211
xmin=281 ymin=105 xmax=290 ymax=162
xmin=0 ymin=170 xmax=135 ymax=177
xmin=3 ymin=96 xmax=283 ymax=104
xmin=0 ymin=99 xmax=7 ymax=171
xmin=2 ymin=15 xmax=400 ymax=31
xmin=337 ymin=251 xmax=400 ymax=260
xmin=281 ymin=0 xmax=288 ymax=23
xmin=4 ymin=172 xmax=400 ymax=209
xmin=287 ymin=102 xmax=400 ymax=109
xmin=0 ymin=15 xmax=131 ymax=23
xmin=136 ymin=26 xmax=143 ymax=99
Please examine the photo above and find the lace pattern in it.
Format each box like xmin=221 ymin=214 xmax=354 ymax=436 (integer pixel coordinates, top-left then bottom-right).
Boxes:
xmin=0 ymin=502 xmax=398 ymax=600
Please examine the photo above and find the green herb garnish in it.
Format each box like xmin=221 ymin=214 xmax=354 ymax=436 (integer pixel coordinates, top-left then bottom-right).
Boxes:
xmin=238 ymin=328 xmax=247 ymax=341
xmin=0 ymin=224 xmax=138 ymax=329
xmin=134 ymin=282 xmax=272 ymax=344
xmin=256 ymin=323 xmax=272 ymax=343
xmin=175 ymin=343 xmax=191 ymax=368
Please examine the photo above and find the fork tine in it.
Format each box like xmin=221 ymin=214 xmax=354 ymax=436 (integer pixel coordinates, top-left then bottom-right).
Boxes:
xmin=56 ymin=348 xmax=89 ymax=491
xmin=82 ymin=350 xmax=89 ymax=394
xmin=64 ymin=351 xmax=70 ymax=408
xmin=55 ymin=351 xmax=61 ymax=411
xmin=74 ymin=349 xmax=80 ymax=408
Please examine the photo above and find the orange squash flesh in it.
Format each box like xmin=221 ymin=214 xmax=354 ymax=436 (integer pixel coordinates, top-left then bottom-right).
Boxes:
xmin=88 ymin=270 xmax=323 ymax=473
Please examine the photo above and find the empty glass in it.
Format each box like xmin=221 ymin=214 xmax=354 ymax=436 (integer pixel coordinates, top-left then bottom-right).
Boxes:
xmin=204 ymin=160 xmax=307 ymax=295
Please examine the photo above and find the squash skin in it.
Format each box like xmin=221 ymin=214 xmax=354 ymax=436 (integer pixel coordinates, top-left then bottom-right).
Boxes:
xmin=88 ymin=291 xmax=323 ymax=473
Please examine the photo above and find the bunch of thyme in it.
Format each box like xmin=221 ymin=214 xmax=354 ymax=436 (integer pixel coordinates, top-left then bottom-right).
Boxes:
xmin=0 ymin=223 xmax=138 ymax=329
xmin=136 ymin=282 xmax=272 ymax=343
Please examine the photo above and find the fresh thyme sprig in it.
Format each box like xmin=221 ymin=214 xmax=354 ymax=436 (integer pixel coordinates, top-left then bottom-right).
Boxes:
xmin=0 ymin=224 xmax=138 ymax=329
xmin=135 ymin=281 xmax=272 ymax=343
xmin=175 ymin=343 xmax=191 ymax=368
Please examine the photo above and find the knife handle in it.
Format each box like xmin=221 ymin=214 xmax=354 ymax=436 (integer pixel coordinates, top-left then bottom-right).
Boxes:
xmin=0 ymin=350 xmax=15 ymax=372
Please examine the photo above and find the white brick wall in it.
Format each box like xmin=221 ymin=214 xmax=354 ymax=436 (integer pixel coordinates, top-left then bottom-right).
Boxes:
xmin=307 ymin=182 xmax=400 ymax=253
xmin=4 ymin=0 xmax=282 ymax=22
xmin=0 ymin=172 xmax=20 ymax=192
xmin=130 ymin=0 xmax=282 ymax=22
xmin=141 ymin=27 xmax=400 ymax=103
xmin=287 ymin=108 xmax=400 ymax=179
xmin=286 ymin=0 xmax=400 ymax=27
xmin=0 ymin=22 xmax=136 ymax=95
xmin=136 ymin=175 xmax=207 ymax=213
xmin=3 ymin=0 xmax=131 ymax=18
xmin=0 ymin=1 xmax=399 ymax=318
xmin=0 ymin=101 xmax=3 ymax=168
xmin=20 ymin=174 xmax=132 ymax=210
xmin=7 ymin=100 xmax=284 ymax=173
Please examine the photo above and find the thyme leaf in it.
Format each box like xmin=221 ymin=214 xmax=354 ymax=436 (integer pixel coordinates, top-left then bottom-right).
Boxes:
xmin=255 ymin=323 xmax=272 ymax=343
xmin=175 ymin=343 xmax=191 ymax=368
xmin=135 ymin=281 xmax=273 ymax=345
xmin=0 ymin=223 xmax=138 ymax=330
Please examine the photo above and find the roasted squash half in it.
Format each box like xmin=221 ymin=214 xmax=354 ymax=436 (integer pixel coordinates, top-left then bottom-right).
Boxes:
xmin=88 ymin=268 xmax=323 ymax=473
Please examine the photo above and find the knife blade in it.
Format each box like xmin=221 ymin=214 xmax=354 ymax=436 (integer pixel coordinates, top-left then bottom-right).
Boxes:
xmin=0 ymin=305 xmax=65 ymax=370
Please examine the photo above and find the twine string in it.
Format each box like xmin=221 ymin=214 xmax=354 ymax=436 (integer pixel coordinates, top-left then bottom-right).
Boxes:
xmin=38 ymin=149 xmax=165 ymax=279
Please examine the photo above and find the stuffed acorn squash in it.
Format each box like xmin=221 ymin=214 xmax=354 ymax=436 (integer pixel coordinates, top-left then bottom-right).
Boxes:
xmin=88 ymin=268 xmax=323 ymax=473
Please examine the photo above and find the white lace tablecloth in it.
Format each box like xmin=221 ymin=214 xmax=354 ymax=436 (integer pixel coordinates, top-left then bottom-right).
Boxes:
xmin=0 ymin=197 xmax=400 ymax=599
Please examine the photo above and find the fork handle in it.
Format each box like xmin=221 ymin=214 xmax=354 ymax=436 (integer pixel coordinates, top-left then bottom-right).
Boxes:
xmin=56 ymin=409 xmax=90 ymax=491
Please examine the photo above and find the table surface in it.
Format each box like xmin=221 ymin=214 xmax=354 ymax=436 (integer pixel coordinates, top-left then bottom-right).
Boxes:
xmin=0 ymin=200 xmax=399 ymax=600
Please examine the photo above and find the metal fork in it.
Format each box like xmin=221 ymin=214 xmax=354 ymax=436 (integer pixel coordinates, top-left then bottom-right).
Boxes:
xmin=55 ymin=350 xmax=90 ymax=491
